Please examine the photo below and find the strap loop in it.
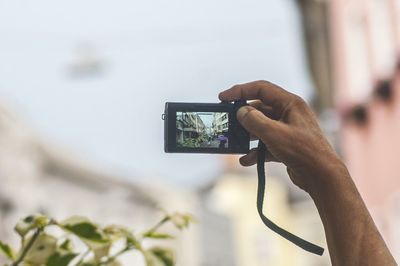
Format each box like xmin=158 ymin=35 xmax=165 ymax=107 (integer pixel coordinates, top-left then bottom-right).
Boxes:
xmin=257 ymin=141 xmax=324 ymax=256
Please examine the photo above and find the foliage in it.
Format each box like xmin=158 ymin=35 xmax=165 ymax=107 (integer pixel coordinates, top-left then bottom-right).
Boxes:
xmin=178 ymin=134 xmax=210 ymax=148
xmin=0 ymin=212 xmax=195 ymax=266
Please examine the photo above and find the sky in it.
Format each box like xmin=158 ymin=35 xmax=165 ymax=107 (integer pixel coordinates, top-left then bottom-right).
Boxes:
xmin=197 ymin=113 xmax=215 ymax=128
xmin=0 ymin=0 xmax=313 ymax=187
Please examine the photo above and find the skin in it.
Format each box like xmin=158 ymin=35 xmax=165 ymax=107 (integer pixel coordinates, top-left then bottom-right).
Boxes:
xmin=219 ymin=80 xmax=397 ymax=266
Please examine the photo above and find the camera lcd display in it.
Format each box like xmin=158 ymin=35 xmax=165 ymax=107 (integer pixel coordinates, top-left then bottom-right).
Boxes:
xmin=176 ymin=112 xmax=229 ymax=149
xmin=164 ymin=101 xmax=249 ymax=154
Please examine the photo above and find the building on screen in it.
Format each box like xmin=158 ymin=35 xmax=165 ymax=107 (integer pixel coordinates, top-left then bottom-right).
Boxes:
xmin=212 ymin=113 xmax=229 ymax=136
xmin=176 ymin=112 xmax=206 ymax=143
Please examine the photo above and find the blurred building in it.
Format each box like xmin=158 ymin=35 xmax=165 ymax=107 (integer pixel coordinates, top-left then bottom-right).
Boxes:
xmin=0 ymin=103 xmax=200 ymax=265
xmin=297 ymin=0 xmax=400 ymax=261
xmin=198 ymin=169 xmax=329 ymax=266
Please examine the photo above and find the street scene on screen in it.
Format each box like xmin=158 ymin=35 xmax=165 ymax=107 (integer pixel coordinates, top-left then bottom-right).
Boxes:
xmin=176 ymin=112 xmax=229 ymax=148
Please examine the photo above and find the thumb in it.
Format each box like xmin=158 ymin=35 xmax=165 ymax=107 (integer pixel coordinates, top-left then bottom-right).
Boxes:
xmin=236 ymin=106 xmax=279 ymax=142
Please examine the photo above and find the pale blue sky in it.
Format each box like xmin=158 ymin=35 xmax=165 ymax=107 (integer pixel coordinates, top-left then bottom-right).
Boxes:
xmin=0 ymin=0 xmax=313 ymax=186
xmin=197 ymin=113 xmax=215 ymax=128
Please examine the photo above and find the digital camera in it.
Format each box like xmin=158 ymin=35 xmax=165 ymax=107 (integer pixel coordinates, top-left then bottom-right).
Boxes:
xmin=163 ymin=100 xmax=250 ymax=154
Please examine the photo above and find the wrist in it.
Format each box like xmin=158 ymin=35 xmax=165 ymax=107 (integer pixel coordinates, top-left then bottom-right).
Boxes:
xmin=305 ymin=155 xmax=352 ymax=200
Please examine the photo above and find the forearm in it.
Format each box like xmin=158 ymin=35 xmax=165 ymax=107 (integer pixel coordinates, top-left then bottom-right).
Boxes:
xmin=309 ymin=160 xmax=396 ymax=266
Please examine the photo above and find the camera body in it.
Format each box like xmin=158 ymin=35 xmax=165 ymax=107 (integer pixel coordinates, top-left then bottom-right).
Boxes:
xmin=163 ymin=100 xmax=250 ymax=154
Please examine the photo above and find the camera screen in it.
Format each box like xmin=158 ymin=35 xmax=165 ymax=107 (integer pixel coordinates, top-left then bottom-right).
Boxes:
xmin=176 ymin=112 xmax=229 ymax=149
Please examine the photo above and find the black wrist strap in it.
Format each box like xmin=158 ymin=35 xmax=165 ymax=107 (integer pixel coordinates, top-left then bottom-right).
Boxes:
xmin=257 ymin=141 xmax=324 ymax=256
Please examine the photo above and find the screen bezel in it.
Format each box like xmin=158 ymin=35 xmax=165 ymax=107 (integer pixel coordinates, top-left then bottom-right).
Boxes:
xmin=164 ymin=102 xmax=249 ymax=154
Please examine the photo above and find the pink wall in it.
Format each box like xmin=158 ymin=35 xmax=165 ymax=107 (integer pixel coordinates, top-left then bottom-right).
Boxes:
xmin=342 ymin=76 xmax=400 ymax=208
xmin=329 ymin=0 xmax=400 ymax=207
xmin=329 ymin=1 xmax=400 ymax=251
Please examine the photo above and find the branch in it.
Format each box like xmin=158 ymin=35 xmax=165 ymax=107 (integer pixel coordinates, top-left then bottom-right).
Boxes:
xmin=142 ymin=216 xmax=169 ymax=237
xmin=11 ymin=229 xmax=42 ymax=266
xmin=99 ymin=247 xmax=130 ymax=266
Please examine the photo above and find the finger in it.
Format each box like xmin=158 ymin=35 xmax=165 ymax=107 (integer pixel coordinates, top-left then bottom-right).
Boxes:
xmin=236 ymin=105 xmax=281 ymax=142
xmin=219 ymin=80 xmax=294 ymax=110
xmin=239 ymin=148 xmax=280 ymax=167
xmin=249 ymin=100 xmax=278 ymax=120
xmin=239 ymin=148 xmax=258 ymax=166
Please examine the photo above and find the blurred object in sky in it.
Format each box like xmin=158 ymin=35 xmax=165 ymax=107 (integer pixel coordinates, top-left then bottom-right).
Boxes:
xmin=67 ymin=43 xmax=106 ymax=78
xmin=297 ymin=0 xmax=400 ymax=261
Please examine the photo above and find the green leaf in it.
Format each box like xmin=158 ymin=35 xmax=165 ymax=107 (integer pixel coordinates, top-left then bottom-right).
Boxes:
xmin=61 ymin=217 xmax=113 ymax=262
xmin=46 ymin=252 xmax=78 ymax=266
xmin=144 ymin=247 xmax=174 ymax=266
xmin=65 ymin=223 xmax=103 ymax=241
xmin=143 ymin=232 xmax=174 ymax=239
xmin=24 ymin=234 xmax=57 ymax=265
xmin=15 ymin=214 xmax=50 ymax=237
xmin=0 ymin=240 xmax=15 ymax=260
xmin=61 ymin=216 xmax=108 ymax=243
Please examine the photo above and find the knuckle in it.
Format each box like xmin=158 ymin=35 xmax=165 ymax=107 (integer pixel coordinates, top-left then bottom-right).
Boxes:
xmin=255 ymin=80 xmax=266 ymax=85
xmin=231 ymin=84 xmax=242 ymax=90
xmin=255 ymin=80 xmax=268 ymax=87
xmin=293 ymin=95 xmax=306 ymax=104
xmin=290 ymin=95 xmax=307 ymax=109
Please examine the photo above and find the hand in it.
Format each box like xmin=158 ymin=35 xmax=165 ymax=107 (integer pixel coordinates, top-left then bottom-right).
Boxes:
xmin=220 ymin=81 xmax=397 ymax=265
xmin=219 ymin=80 xmax=343 ymax=193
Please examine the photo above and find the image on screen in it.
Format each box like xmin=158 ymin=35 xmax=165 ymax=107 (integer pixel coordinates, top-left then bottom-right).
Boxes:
xmin=176 ymin=112 xmax=229 ymax=148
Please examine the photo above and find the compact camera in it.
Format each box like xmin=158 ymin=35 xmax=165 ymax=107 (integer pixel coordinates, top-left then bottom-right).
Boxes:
xmin=163 ymin=100 xmax=250 ymax=154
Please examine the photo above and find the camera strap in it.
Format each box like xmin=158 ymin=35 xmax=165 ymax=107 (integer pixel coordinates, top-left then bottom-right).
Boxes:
xmin=257 ymin=141 xmax=324 ymax=256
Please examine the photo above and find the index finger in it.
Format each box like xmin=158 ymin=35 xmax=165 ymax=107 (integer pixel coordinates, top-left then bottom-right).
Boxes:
xmin=219 ymin=80 xmax=294 ymax=108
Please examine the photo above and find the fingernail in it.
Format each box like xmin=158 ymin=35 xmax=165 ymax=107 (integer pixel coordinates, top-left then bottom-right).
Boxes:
xmin=237 ymin=106 xmax=250 ymax=121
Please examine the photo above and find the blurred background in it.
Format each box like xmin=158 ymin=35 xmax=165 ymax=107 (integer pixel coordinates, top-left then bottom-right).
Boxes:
xmin=0 ymin=0 xmax=399 ymax=265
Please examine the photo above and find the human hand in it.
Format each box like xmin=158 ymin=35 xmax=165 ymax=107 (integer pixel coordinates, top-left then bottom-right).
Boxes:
xmin=219 ymin=80 xmax=344 ymax=194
